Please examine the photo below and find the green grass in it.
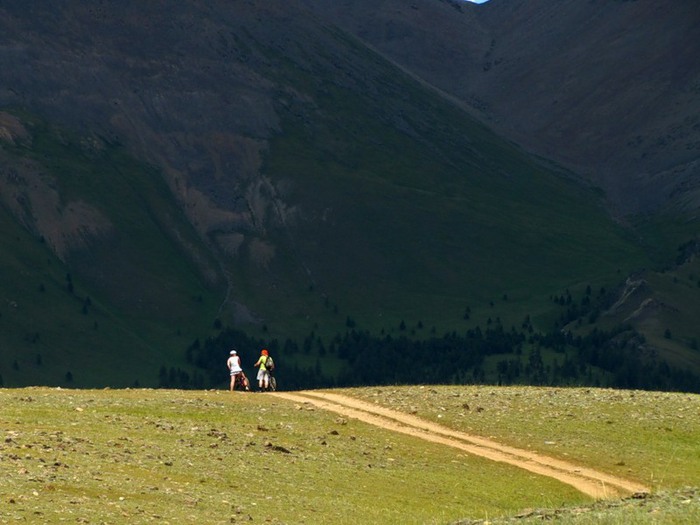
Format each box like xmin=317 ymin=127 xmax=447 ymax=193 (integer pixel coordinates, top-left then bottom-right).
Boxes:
xmin=342 ymin=386 xmax=700 ymax=491
xmin=0 ymin=387 xmax=584 ymax=524
xmin=1 ymin=386 xmax=698 ymax=524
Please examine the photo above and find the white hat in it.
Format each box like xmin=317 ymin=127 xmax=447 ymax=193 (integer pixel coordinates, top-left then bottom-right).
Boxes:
xmin=230 ymin=350 xmax=237 ymax=355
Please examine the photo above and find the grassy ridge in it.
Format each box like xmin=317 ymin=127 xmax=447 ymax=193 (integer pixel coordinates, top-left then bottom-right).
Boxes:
xmin=0 ymin=386 xmax=698 ymax=524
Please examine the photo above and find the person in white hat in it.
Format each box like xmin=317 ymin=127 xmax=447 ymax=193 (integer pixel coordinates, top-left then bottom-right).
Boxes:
xmin=226 ymin=349 xmax=243 ymax=392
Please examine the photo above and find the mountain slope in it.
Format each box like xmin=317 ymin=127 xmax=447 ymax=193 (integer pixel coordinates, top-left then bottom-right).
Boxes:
xmin=0 ymin=1 xmax=697 ymax=388
xmin=0 ymin=112 xmax=223 ymax=387
xmin=300 ymin=0 xmax=700 ymax=215
xmin=0 ymin=1 xmax=648 ymax=322
xmin=258 ymin=49 xmax=649 ymax=331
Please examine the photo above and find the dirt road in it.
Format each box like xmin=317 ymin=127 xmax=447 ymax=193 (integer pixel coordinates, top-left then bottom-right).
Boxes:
xmin=272 ymin=390 xmax=650 ymax=500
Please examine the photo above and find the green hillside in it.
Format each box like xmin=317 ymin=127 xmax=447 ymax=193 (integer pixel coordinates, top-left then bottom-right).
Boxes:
xmin=1 ymin=19 xmax=699 ymax=390
xmin=3 ymin=96 xmax=699 ymax=390
xmin=228 ymin=35 xmax=652 ymax=337
xmin=0 ymin=116 xmax=223 ymax=388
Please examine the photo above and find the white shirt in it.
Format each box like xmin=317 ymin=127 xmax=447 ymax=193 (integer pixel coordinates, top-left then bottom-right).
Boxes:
xmin=227 ymin=355 xmax=242 ymax=373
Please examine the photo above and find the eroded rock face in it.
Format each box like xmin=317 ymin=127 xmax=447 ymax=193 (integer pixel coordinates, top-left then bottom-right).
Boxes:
xmin=0 ymin=118 xmax=113 ymax=260
xmin=0 ymin=112 xmax=30 ymax=145
xmin=0 ymin=1 xmax=289 ymax=253
xmin=0 ymin=166 xmax=114 ymax=261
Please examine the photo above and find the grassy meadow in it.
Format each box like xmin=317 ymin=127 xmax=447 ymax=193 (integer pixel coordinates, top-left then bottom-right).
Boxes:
xmin=1 ymin=386 xmax=698 ymax=524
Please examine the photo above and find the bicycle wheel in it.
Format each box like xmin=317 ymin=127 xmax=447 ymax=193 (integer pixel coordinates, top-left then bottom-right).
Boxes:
xmin=269 ymin=375 xmax=277 ymax=391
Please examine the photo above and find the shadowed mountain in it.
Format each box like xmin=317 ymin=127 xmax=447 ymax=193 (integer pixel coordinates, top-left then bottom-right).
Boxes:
xmin=0 ymin=0 xmax=698 ymax=388
xmin=300 ymin=0 xmax=700 ymax=216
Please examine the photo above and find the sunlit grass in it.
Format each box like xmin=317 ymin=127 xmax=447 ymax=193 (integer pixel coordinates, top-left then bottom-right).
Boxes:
xmin=340 ymin=385 xmax=700 ymax=491
xmin=0 ymin=387 xmax=584 ymax=524
xmin=2 ymin=386 xmax=699 ymax=524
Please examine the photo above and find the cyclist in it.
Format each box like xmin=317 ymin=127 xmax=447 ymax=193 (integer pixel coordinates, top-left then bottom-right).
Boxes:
xmin=226 ymin=349 xmax=243 ymax=392
xmin=253 ymin=349 xmax=274 ymax=391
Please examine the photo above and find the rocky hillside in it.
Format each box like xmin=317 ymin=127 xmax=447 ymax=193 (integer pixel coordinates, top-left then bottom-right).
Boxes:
xmin=301 ymin=0 xmax=700 ymax=215
xmin=2 ymin=1 xmax=698 ymax=223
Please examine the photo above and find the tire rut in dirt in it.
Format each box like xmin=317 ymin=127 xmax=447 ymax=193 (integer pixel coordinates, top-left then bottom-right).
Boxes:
xmin=272 ymin=390 xmax=650 ymax=500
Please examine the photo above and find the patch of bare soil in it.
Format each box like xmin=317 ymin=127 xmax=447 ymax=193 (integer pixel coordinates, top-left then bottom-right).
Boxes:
xmin=272 ymin=391 xmax=650 ymax=500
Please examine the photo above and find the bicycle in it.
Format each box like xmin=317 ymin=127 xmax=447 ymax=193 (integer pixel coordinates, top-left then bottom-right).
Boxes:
xmin=259 ymin=370 xmax=277 ymax=392
xmin=233 ymin=371 xmax=251 ymax=392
